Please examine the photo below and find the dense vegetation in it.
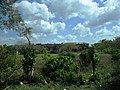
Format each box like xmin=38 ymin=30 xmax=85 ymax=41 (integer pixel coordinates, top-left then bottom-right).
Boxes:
xmin=0 ymin=38 xmax=120 ymax=90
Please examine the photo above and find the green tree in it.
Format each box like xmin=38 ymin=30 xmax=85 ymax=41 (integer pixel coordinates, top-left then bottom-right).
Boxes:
xmin=0 ymin=0 xmax=36 ymax=82
xmin=0 ymin=45 xmax=17 ymax=88
xmin=0 ymin=0 xmax=22 ymax=30
xmin=21 ymin=47 xmax=36 ymax=80
xmin=79 ymin=46 xmax=99 ymax=82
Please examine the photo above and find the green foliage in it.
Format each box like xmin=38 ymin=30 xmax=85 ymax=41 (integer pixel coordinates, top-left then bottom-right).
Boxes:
xmin=32 ymin=73 xmax=45 ymax=84
xmin=79 ymin=47 xmax=99 ymax=72
xmin=41 ymin=48 xmax=51 ymax=62
xmin=21 ymin=47 xmax=36 ymax=78
xmin=5 ymin=84 xmax=92 ymax=90
xmin=0 ymin=45 xmax=16 ymax=70
xmin=79 ymin=47 xmax=100 ymax=83
xmin=111 ymin=50 xmax=120 ymax=78
xmin=94 ymin=37 xmax=120 ymax=54
xmin=0 ymin=0 xmax=24 ymax=30
xmin=95 ymin=67 xmax=120 ymax=90
xmin=102 ymin=47 xmax=116 ymax=54
xmin=59 ymin=52 xmax=76 ymax=59
xmin=79 ymin=49 xmax=91 ymax=68
xmin=42 ymin=53 xmax=83 ymax=85
xmin=0 ymin=45 xmax=18 ymax=88
xmin=94 ymin=39 xmax=113 ymax=53
xmin=59 ymin=43 xmax=79 ymax=52
xmin=94 ymin=49 xmax=120 ymax=90
xmin=96 ymin=75 xmax=120 ymax=90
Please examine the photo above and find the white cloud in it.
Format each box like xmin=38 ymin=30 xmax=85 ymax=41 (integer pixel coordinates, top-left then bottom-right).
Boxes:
xmin=0 ymin=37 xmax=27 ymax=45
xmin=93 ymin=25 xmax=120 ymax=42
xmin=86 ymin=7 xmax=120 ymax=27
xmin=15 ymin=0 xmax=66 ymax=42
xmin=86 ymin=0 xmax=120 ymax=28
xmin=72 ymin=23 xmax=93 ymax=37
xmin=30 ymin=20 xmax=66 ymax=38
xmin=15 ymin=0 xmax=54 ymax=21
xmin=112 ymin=25 xmax=120 ymax=37
xmin=93 ymin=27 xmax=113 ymax=42
xmin=48 ymin=0 xmax=98 ymax=19
xmin=104 ymin=0 xmax=120 ymax=7
xmin=57 ymin=34 xmax=77 ymax=43
xmin=2 ymin=0 xmax=120 ymax=45
xmin=95 ymin=27 xmax=113 ymax=36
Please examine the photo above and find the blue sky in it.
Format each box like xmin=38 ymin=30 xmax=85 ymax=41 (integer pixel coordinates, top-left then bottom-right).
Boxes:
xmin=0 ymin=0 xmax=120 ymax=45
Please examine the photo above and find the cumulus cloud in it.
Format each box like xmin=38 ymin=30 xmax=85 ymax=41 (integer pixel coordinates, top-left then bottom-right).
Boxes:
xmin=86 ymin=0 xmax=120 ymax=28
xmin=48 ymin=0 xmax=98 ymax=19
xmin=1 ymin=0 xmax=120 ymax=45
xmin=15 ymin=0 xmax=66 ymax=42
xmin=86 ymin=6 xmax=120 ymax=27
xmin=93 ymin=27 xmax=113 ymax=42
xmin=72 ymin=23 xmax=93 ymax=37
xmin=57 ymin=34 xmax=77 ymax=42
xmin=112 ymin=25 xmax=120 ymax=37
xmin=29 ymin=20 xmax=66 ymax=39
xmin=93 ymin=25 xmax=120 ymax=42
xmin=104 ymin=0 xmax=120 ymax=7
xmin=15 ymin=0 xmax=54 ymax=21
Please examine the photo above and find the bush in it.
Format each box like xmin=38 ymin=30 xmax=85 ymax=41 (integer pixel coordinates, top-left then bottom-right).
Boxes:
xmin=95 ymin=49 xmax=120 ymax=90
xmin=42 ymin=53 xmax=83 ymax=85
xmin=79 ymin=49 xmax=91 ymax=68
xmin=21 ymin=47 xmax=36 ymax=79
xmin=96 ymin=75 xmax=120 ymax=90
xmin=32 ymin=72 xmax=45 ymax=84
xmin=0 ymin=45 xmax=18 ymax=88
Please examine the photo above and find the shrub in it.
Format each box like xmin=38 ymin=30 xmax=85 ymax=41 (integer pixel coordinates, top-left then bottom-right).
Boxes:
xmin=21 ymin=47 xmax=36 ymax=80
xmin=79 ymin=47 xmax=99 ymax=73
xmin=95 ymin=49 xmax=120 ymax=90
xmin=79 ymin=49 xmax=91 ymax=68
xmin=0 ymin=45 xmax=18 ymax=88
xmin=96 ymin=75 xmax=120 ymax=90
xmin=42 ymin=53 xmax=83 ymax=85
xmin=31 ymin=72 xmax=45 ymax=84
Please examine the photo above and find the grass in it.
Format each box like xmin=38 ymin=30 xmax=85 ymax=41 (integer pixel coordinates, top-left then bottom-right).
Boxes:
xmin=5 ymin=84 xmax=94 ymax=90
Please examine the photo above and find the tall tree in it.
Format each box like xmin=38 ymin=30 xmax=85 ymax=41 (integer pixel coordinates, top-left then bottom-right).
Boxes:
xmin=0 ymin=0 xmax=35 ymax=81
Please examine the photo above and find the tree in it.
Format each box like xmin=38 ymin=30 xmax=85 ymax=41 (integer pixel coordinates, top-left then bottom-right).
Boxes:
xmin=0 ymin=0 xmax=36 ymax=82
xmin=0 ymin=0 xmax=22 ymax=30
xmin=0 ymin=0 xmax=31 ymax=46
xmin=79 ymin=46 xmax=99 ymax=82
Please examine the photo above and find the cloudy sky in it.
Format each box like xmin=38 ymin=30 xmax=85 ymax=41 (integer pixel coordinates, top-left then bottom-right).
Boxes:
xmin=0 ymin=0 xmax=120 ymax=45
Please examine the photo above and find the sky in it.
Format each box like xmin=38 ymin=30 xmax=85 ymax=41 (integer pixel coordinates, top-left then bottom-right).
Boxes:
xmin=0 ymin=0 xmax=120 ymax=45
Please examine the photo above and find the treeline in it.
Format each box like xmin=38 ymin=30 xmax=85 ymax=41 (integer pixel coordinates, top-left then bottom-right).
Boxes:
xmin=2 ymin=36 xmax=120 ymax=54
xmin=94 ymin=37 xmax=120 ymax=54
xmin=1 ymin=37 xmax=120 ymax=54
xmin=1 ymin=43 xmax=89 ymax=54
